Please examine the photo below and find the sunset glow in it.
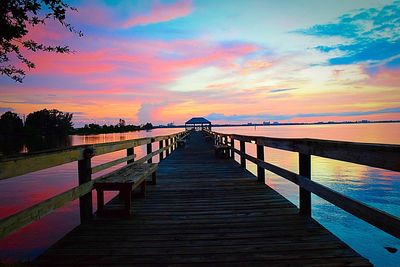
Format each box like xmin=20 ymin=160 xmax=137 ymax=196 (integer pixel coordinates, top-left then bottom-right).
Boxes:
xmin=0 ymin=0 xmax=399 ymax=126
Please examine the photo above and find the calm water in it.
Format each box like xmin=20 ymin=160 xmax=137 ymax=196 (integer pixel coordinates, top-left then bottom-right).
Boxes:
xmin=0 ymin=124 xmax=399 ymax=266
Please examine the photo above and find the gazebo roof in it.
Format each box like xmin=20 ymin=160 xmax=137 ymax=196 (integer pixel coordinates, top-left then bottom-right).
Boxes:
xmin=185 ymin=117 xmax=211 ymax=124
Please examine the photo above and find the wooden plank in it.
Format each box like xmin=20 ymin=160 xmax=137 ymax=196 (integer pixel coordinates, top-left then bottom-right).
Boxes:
xmin=236 ymin=148 xmax=400 ymax=239
xmin=35 ymin=131 xmax=371 ymax=266
xmin=0 ymin=180 xmax=94 ymax=239
xmin=135 ymin=143 xmax=173 ymax=165
xmin=211 ymin=131 xmax=400 ymax=171
xmin=78 ymin=149 xmax=93 ymax=223
xmin=256 ymin=144 xmax=264 ymax=183
xmin=299 ymin=153 xmax=311 ymax=216
xmin=0 ymin=147 xmax=83 ymax=180
xmin=159 ymin=140 xmax=164 ymax=161
xmin=0 ymin=131 xmax=186 ymax=180
xmin=240 ymin=140 xmax=245 ymax=168
xmin=147 ymin=142 xmax=152 ymax=163
xmin=230 ymin=137 xmax=234 ymax=158
xmin=95 ymin=163 xmax=158 ymax=185
xmin=166 ymin=138 xmax=170 ymax=157
xmin=127 ymin=147 xmax=134 ymax=164
xmin=91 ymin=154 xmax=136 ymax=174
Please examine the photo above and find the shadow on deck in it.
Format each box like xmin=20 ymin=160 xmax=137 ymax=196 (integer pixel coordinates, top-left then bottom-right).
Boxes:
xmin=35 ymin=132 xmax=371 ymax=266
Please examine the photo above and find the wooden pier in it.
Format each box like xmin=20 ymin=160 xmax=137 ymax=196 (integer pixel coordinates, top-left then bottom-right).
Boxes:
xmin=1 ymin=130 xmax=399 ymax=266
xmin=36 ymin=132 xmax=370 ymax=266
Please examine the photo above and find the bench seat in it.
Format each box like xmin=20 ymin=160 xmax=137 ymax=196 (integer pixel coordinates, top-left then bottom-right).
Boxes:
xmin=94 ymin=163 xmax=158 ymax=216
xmin=214 ymin=144 xmax=231 ymax=159
xmin=205 ymin=135 xmax=213 ymax=142
xmin=177 ymin=138 xmax=187 ymax=148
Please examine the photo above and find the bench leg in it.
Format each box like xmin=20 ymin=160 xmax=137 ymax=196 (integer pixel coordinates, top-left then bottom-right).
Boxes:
xmin=140 ymin=181 xmax=146 ymax=197
xmin=96 ymin=189 xmax=104 ymax=215
xmin=122 ymin=188 xmax=132 ymax=216
xmin=152 ymin=172 xmax=157 ymax=185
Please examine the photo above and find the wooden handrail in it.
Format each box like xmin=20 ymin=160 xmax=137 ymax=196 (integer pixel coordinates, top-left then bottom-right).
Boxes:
xmin=205 ymin=130 xmax=400 ymax=171
xmin=91 ymin=154 xmax=136 ymax=174
xmin=0 ymin=130 xmax=191 ymax=239
xmin=0 ymin=132 xmax=185 ymax=180
xmin=207 ymin=129 xmax=400 ymax=239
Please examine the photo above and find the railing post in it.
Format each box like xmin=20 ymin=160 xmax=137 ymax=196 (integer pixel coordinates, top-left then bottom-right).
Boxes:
xmin=240 ymin=140 xmax=246 ymax=168
xmin=147 ymin=141 xmax=152 ymax=163
xmin=166 ymin=138 xmax=170 ymax=157
xmin=257 ymin=143 xmax=265 ymax=183
xmin=127 ymin=147 xmax=134 ymax=164
xmin=299 ymin=153 xmax=311 ymax=216
xmin=230 ymin=137 xmax=234 ymax=158
xmin=78 ymin=148 xmax=94 ymax=223
xmin=159 ymin=140 xmax=164 ymax=161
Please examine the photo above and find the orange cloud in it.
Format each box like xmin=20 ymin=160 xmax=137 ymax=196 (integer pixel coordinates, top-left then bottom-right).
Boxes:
xmin=122 ymin=0 xmax=193 ymax=28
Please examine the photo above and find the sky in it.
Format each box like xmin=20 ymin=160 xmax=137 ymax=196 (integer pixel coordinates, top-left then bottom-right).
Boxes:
xmin=0 ymin=0 xmax=399 ymax=126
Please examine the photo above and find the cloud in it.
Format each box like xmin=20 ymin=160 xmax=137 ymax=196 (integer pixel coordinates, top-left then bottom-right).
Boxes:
xmin=297 ymin=1 xmax=400 ymax=67
xmin=122 ymin=0 xmax=193 ymax=28
xmin=137 ymin=102 xmax=174 ymax=124
xmin=206 ymin=107 xmax=400 ymax=122
xmin=269 ymin=88 xmax=297 ymax=93
xmin=0 ymin=100 xmax=53 ymax=105
xmin=364 ymin=67 xmax=400 ymax=87
xmin=0 ymin=107 xmax=14 ymax=114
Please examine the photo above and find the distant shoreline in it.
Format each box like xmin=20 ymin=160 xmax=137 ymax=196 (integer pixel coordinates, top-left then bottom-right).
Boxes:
xmin=155 ymin=120 xmax=400 ymax=129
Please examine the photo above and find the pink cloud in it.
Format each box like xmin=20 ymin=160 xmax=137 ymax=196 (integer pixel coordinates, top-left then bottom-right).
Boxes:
xmin=367 ymin=68 xmax=400 ymax=87
xmin=3 ymin=24 xmax=264 ymax=125
xmin=70 ymin=4 xmax=115 ymax=27
xmin=26 ymin=38 xmax=258 ymax=84
xmin=122 ymin=0 xmax=193 ymax=28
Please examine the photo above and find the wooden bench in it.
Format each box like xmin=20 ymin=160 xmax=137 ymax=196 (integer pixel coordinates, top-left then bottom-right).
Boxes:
xmin=205 ymin=135 xmax=213 ymax=142
xmin=94 ymin=163 xmax=158 ymax=216
xmin=177 ymin=138 xmax=187 ymax=148
xmin=214 ymin=144 xmax=231 ymax=159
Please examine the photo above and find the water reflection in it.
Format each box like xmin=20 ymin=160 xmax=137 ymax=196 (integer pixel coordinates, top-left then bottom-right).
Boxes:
xmin=0 ymin=129 xmax=171 ymax=156
xmin=0 ymin=135 xmax=73 ymax=156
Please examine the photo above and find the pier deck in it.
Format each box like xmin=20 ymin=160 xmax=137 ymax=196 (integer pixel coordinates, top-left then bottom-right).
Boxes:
xmin=35 ymin=132 xmax=371 ymax=266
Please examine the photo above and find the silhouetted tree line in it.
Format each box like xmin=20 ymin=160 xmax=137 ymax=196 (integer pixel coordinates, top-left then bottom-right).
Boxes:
xmin=0 ymin=109 xmax=73 ymax=136
xmin=74 ymin=122 xmax=153 ymax=135
xmin=0 ymin=109 xmax=154 ymax=136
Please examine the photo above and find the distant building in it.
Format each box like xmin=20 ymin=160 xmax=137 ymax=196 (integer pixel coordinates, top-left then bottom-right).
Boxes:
xmin=263 ymin=121 xmax=270 ymax=125
xmin=167 ymin=122 xmax=174 ymax=127
xmin=273 ymin=121 xmax=279 ymax=125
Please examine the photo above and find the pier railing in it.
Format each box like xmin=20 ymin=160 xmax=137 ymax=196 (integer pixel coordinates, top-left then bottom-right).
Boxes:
xmin=206 ymin=130 xmax=400 ymax=239
xmin=0 ymin=130 xmax=191 ymax=239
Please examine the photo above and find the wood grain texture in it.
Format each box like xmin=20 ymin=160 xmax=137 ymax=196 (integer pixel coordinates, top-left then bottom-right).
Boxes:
xmin=35 ymin=132 xmax=371 ymax=266
xmin=0 ymin=180 xmax=94 ymax=239
xmin=207 ymin=130 xmax=400 ymax=172
xmin=232 ymin=148 xmax=400 ymax=239
xmin=0 ymin=131 xmax=186 ymax=180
